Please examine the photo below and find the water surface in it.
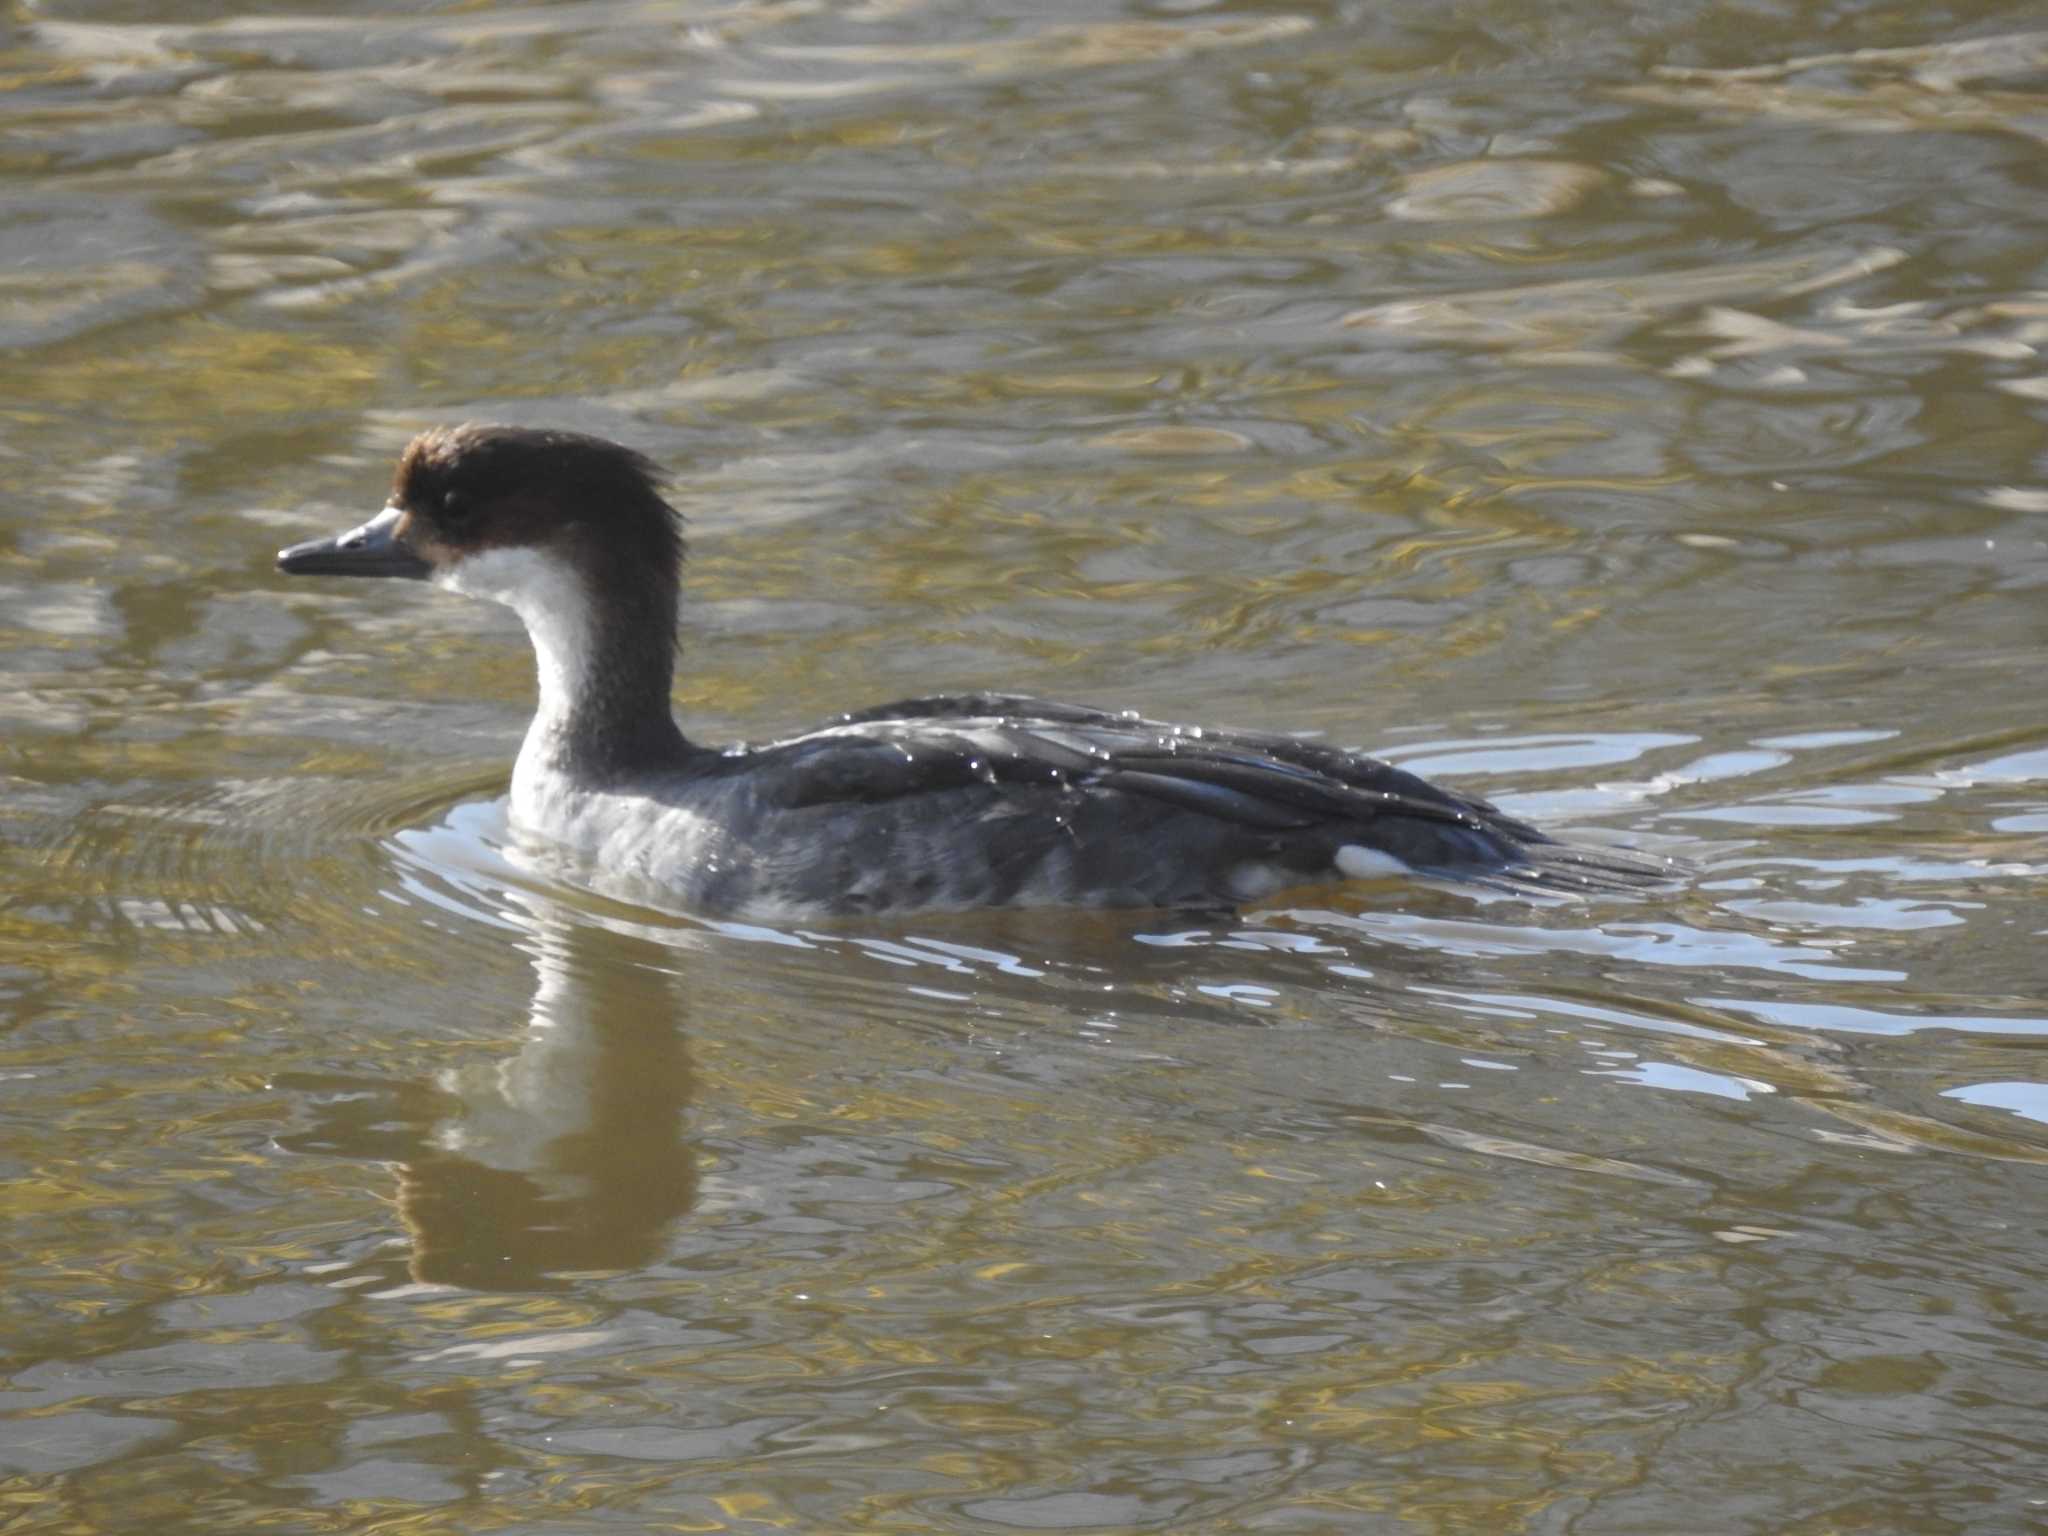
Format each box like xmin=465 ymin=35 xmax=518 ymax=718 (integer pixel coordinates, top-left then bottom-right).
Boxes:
xmin=4 ymin=0 xmax=2047 ymax=1530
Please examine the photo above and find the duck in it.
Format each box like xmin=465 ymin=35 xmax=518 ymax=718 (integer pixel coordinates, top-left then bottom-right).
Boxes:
xmin=276 ymin=423 xmax=1681 ymax=917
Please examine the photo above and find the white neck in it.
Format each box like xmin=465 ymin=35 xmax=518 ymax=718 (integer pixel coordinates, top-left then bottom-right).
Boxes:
xmin=434 ymin=540 xmax=690 ymax=800
xmin=438 ymin=546 xmax=596 ymax=757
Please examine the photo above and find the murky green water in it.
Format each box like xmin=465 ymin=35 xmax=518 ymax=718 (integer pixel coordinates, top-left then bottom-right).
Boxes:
xmin=5 ymin=0 xmax=2047 ymax=1529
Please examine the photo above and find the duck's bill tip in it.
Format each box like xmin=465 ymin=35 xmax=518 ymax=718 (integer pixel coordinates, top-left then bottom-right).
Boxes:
xmin=276 ymin=507 xmax=431 ymax=580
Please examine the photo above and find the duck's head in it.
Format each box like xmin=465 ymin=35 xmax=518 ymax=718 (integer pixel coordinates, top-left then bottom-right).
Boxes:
xmin=277 ymin=424 xmax=683 ymax=611
xmin=279 ymin=424 xmax=692 ymax=772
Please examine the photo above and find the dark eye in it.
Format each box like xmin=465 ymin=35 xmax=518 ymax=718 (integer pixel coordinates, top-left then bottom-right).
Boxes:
xmin=440 ymin=491 xmax=475 ymax=528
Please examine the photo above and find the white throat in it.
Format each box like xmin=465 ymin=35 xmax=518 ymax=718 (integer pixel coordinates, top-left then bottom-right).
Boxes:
xmin=437 ymin=546 xmax=596 ymax=753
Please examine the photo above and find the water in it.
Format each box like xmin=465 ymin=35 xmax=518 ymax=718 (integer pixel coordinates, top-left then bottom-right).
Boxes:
xmin=4 ymin=0 xmax=2047 ymax=1529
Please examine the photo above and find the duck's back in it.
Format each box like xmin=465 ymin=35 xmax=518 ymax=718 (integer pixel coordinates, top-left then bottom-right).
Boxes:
xmin=559 ymin=694 xmax=1674 ymax=917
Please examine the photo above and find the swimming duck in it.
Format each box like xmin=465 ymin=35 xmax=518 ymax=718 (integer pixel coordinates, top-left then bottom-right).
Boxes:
xmin=277 ymin=424 xmax=1679 ymax=916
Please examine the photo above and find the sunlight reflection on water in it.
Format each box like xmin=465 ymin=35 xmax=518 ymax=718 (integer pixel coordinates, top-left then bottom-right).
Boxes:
xmin=5 ymin=0 xmax=2048 ymax=1528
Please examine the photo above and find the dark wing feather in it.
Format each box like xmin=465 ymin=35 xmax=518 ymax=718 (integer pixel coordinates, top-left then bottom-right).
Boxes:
xmin=751 ymin=734 xmax=1002 ymax=808
xmin=773 ymin=696 xmax=1524 ymax=841
xmin=1105 ymin=746 xmax=1482 ymax=828
xmin=741 ymin=695 xmax=1677 ymax=897
xmin=1094 ymin=770 xmax=1322 ymax=830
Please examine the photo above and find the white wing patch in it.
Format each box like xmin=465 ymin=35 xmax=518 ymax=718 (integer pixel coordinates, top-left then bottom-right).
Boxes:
xmin=1335 ymin=844 xmax=1413 ymax=881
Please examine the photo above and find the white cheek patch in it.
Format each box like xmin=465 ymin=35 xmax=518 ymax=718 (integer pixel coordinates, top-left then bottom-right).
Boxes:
xmin=437 ymin=545 xmax=577 ymax=609
xmin=1335 ymin=844 xmax=1412 ymax=881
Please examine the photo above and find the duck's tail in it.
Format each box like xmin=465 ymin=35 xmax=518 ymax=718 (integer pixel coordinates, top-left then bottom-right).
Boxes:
xmin=1482 ymin=834 xmax=1689 ymax=897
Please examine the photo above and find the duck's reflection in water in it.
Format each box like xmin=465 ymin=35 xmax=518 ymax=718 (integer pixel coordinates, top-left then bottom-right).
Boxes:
xmin=406 ymin=892 xmax=697 ymax=1288
xmin=280 ymin=887 xmax=697 ymax=1291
